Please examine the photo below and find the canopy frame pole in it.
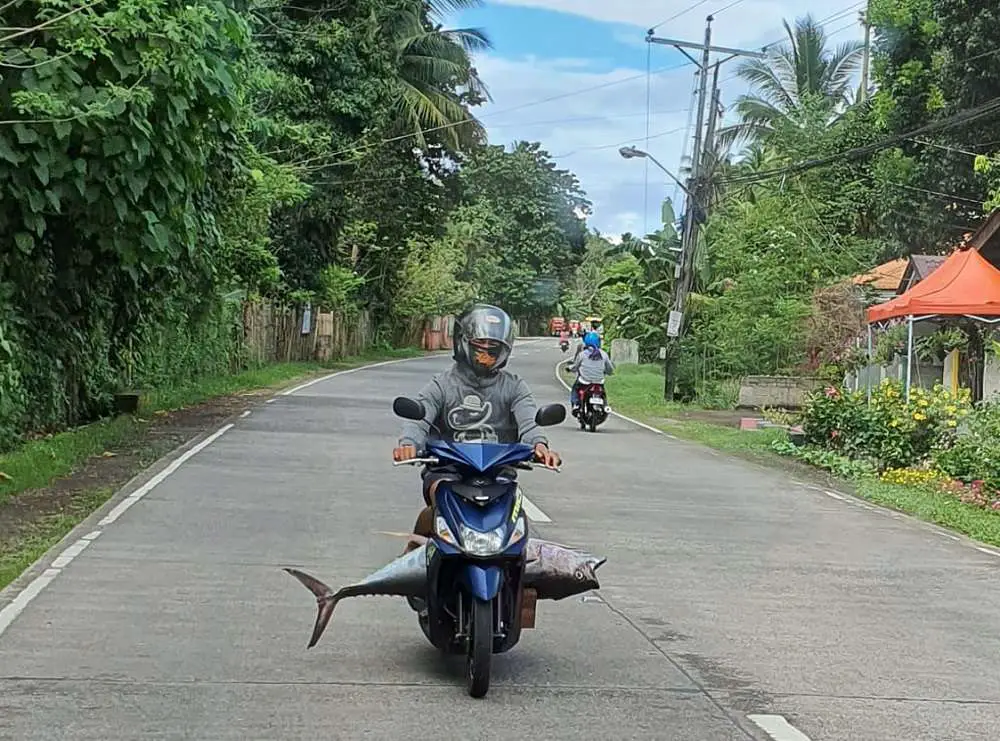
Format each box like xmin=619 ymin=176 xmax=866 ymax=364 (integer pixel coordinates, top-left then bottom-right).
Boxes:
xmin=866 ymin=324 xmax=873 ymax=403
xmin=905 ymin=315 xmax=915 ymax=402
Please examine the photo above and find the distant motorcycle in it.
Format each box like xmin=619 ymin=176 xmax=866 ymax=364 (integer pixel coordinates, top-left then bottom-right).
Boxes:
xmin=577 ymin=382 xmax=608 ymax=432
xmin=559 ymin=340 xmax=569 ymax=353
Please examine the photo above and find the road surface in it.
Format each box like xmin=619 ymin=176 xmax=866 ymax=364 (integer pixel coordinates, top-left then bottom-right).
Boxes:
xmin=2 ymin=339 xmax=1000 ymax=740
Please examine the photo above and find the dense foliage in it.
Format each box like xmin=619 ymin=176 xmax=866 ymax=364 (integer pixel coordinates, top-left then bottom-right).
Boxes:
xmin=571 ymin=8 xmax=1000 ymax=405
xmin=0 ymin=0 xmax=588 ymax=445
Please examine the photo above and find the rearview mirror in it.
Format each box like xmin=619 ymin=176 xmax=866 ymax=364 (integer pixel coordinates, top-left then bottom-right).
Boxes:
xmin=393 ymin=396 xmax=426 ymax=421
xmin=534 ymin=403 xmax=566 ymax=427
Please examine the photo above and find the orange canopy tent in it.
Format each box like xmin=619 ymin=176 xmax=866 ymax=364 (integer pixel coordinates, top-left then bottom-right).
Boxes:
xmin=867 ymin=248 xmax=1000 ymax=323
xmin=864 ymin=248 xmax=1000 ymax=401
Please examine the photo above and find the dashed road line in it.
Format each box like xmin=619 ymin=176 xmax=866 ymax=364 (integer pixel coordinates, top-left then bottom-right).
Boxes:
xmin=748 ymin=714 xmax=813 ymax=741
xmin=522 ymin=494 xmax=552 ymax=523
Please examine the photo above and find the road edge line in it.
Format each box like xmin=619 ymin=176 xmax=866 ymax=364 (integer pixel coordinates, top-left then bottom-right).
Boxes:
xmin=0 ymin=351 xmax=443 ymax=637
xmin=553 ymin=360 xmax=679 ymax=439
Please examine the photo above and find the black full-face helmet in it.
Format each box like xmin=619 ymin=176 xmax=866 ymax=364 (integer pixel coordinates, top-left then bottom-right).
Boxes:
xmin=453 ymin=304 xmax=515 ymax=376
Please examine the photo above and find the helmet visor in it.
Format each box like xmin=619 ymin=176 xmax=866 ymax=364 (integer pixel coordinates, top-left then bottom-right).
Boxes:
xmin=461 ymin=307 xmax=514 ymax=346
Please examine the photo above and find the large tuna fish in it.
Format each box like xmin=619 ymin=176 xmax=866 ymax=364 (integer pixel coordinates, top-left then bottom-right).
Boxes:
xmin=284 ymin=537 xmax=605 ymax=648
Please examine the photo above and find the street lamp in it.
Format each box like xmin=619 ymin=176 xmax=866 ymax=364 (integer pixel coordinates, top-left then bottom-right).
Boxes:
xmin=618 ymin=146 xmax=694 ymax=199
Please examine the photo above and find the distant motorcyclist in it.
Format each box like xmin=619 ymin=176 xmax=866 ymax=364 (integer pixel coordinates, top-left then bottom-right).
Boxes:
xmin=569 ymin=331 xmax=615 ymax=416
xmin=393 ymin=304 xmax=562 ymax=549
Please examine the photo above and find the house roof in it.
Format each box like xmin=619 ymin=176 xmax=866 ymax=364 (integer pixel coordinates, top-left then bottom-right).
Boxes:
xmin=908 ymin=254 xmax=947 ymax=280
xmin=868 ymin=247 xmax=1000 ymax=322
xmin=852 ymin=258 xmax=907 ymax=291
xmin=968 ymin=209 xmax=1000 ymax=265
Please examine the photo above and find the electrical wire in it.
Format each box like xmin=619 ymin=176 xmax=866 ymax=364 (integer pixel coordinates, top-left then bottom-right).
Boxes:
xmin=650 ymin=0 xmax=713 ymax=31
xmin=294 ymin=60 xmax=697 ymax=171
xmin=720 ymin=96 xmax=1000 ymax=185
xmin=551 ymin=124 xmax=690 ymax=159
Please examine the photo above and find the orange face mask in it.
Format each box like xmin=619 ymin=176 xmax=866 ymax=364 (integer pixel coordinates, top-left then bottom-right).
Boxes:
xmin=473 ymin=349 xmax=498 ymax=367
xmin=471 ymin=340 xmax=500 ymax=368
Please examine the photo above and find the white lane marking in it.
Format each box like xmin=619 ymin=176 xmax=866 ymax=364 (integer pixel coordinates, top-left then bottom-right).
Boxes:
xmin=748 ymin=714 xmax=813 ymax=741
xmin=240 ymin=410 xmax=251 ymax=418
xmin=552 ymin=361 xmax=679 ymax=440
xmin=0 ymin=568 xmax=61 ymax=637
xmin=522 ymin=494 xmax=552 ymax=523
xmin=975 ymin=546 xmax=999 ymax=557
xmin=0 ymin=354 xmax=444 ymax=640
xmin=282 ymin=356 xmax=437 ymax=396
xmin=99 ymin=423 xmax=235 ymax=526
xmin=824 ymin=490 xmax=845 ymax=500
xmin=50 ymin=538 xmax=93 ymax=569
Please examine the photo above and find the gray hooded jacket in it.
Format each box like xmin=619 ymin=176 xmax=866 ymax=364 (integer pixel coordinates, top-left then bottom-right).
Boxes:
xmin=398 ymin=362 xmax=548 ymax=451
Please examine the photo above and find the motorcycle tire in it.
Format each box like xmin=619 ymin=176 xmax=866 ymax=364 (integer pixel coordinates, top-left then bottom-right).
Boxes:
xmin=467 ymin=597 xmax=492 ymax=698
xmin=588 ymin=418 xmax=597 ymax=433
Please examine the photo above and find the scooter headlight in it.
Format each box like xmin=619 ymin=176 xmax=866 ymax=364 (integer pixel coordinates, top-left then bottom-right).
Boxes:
xmin=435 ymin=515 xmax=458 ymax=546
xmin=508 ymin=514 xmax=527 ymax=546
xmin=458 ymin=523 xmax=505 ymax=556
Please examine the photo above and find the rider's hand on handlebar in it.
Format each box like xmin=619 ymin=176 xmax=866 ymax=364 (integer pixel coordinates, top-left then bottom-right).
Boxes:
xmin=393 ymin=445 xmax=418 ymax=462
xmin=533 ymin=443 xmax=561 ymax=469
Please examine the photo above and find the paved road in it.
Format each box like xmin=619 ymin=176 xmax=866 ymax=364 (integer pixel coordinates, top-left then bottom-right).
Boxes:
xmin=2 ymin=339 xmax=1000 ymax=740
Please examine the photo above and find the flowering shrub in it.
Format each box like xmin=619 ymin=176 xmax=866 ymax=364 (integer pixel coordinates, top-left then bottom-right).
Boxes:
xmin=801 ymin=380 xmax=970 ymax=470
xmin=932 ymin=401 xmax=1000 ymax=491
xmin=880 ymin=467 xmax=950 ymax=487
xmin=940 ymin=479 xmax=1000 ymax=511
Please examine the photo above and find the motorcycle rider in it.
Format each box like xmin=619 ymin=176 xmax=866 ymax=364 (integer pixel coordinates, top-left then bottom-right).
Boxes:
xmin=569 ymin=331 xmax=615 ymax=416
xmin=393 ymin=304 xmax=562 ymax=550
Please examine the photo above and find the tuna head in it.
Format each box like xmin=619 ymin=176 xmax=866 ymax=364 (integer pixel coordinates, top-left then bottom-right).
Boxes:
xmin=523 ymin=539 xmax=606 ymax=601
xmin=284 ymin=543 xmax=429 ymax=649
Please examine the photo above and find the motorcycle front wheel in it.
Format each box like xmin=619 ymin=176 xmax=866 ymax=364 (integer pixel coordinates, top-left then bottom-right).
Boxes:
xmin=467 ymin=597 xmax=493 ymax=698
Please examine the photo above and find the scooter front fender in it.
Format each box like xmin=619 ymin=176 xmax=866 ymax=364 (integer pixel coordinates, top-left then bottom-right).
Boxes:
xmin=461 ymin=563 xmax=502 ymax=601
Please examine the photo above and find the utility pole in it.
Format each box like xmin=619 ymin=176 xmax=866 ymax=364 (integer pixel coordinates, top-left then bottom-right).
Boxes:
xmin=859 ymin=4 xmax=871 ymax=101
xmin=646 ymin=17 xmax=767 ymax=400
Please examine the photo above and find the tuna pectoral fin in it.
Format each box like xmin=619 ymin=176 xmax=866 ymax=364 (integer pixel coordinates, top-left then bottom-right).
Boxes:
xmin=284 ymin=568 xmax=340 ymax=649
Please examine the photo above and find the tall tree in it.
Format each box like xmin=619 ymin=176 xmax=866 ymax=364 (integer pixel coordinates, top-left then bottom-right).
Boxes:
xmin=390 ymin=0 xmax=492 ymax=150
xmin=718 ymin=15 xmax=864 ymax=148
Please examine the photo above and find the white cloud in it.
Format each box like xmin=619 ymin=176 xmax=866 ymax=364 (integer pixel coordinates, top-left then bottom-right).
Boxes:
xmin=475 ymin=53 xmax=701 ymax=236
xmin=487 ymin=0 xmax=865 ymax=48
xmin=471 ymin=2 xmax=867 ymax=237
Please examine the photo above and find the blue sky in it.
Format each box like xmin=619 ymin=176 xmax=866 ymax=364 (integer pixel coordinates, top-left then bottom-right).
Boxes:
xmin=446 ymin=0 xmax=867 ymax=238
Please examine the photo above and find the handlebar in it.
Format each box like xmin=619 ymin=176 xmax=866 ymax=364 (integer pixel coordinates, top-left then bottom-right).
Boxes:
xmin=392 ymin=457 xmax=441 ymax=467
xmin=392 ymin=457 xmax=560 ymax=473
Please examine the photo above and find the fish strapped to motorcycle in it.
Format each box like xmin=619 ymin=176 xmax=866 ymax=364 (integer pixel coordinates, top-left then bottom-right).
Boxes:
xmin=283 ymin=394 xmax=608 ymax=699
xmin=284 ymin=536 xmax=605 ymax=647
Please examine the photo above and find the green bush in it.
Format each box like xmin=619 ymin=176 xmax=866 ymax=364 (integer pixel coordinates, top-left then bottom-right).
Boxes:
xmin=801 ymin=380 xmax=971 ymax=470
xmin=933 ymin=402 xmax=1000 ymax=491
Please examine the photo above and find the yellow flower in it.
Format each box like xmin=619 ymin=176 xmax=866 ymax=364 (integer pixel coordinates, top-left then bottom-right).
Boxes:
xmin=947 ymin=420 xmax=957 ymax=427
xmin=946 ymin=406 xmax=957 ymax=414
xmin=913 ymin=412 xmax=927 ymax=421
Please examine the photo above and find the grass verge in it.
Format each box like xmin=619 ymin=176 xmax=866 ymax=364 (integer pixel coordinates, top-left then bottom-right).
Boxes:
xmin=0 ymin=348 xmax=422 ymax=591
xmin=579 ymin=363 xmax=1000 ymax=549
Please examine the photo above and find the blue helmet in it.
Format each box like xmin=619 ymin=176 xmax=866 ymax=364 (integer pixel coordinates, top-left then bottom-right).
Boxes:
xmin=583 ymin=331 xmax=601 ymax=349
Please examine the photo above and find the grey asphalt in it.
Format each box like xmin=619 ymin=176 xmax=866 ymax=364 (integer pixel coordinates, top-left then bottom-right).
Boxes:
xmin=2 ymin=340 xmax=999 ymax=740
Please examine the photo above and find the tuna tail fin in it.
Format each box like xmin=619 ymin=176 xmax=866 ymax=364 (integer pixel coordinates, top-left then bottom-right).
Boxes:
xmin=284 ymin=568 xmax=339 ymax=649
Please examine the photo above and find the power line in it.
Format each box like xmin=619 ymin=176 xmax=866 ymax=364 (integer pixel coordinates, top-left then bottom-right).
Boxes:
xmin=297 ymin=60 xmax=696 ymax=171
xmin=650 ymin=0 xmax=713 ymax=31
xmin=721 ymin=96 xmax=1000 ymax=185
xmin=551 ymin=123 xmax=690 ymax=159
xmin=712 ymin=0 xmax=747 ymax=14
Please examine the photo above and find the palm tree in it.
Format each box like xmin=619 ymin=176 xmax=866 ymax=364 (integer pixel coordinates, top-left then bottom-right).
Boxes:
xmin=390 ymin=0 xmax=492 ymax=151
xmin=717 ymin=14 xmax=864 ymax=149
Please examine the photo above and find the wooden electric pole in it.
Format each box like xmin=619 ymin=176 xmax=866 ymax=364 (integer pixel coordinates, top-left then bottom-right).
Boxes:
xmin=646 ymin=17 xmax=767 ymax=400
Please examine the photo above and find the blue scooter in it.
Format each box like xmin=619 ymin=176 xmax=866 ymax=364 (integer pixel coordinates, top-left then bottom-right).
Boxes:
xmin=392 ymin=396 xmax=565 ymax=697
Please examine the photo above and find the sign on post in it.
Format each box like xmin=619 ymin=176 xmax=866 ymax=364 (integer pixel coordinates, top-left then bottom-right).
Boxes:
xmin=667 ymin=310 xmax=683 ymax=337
